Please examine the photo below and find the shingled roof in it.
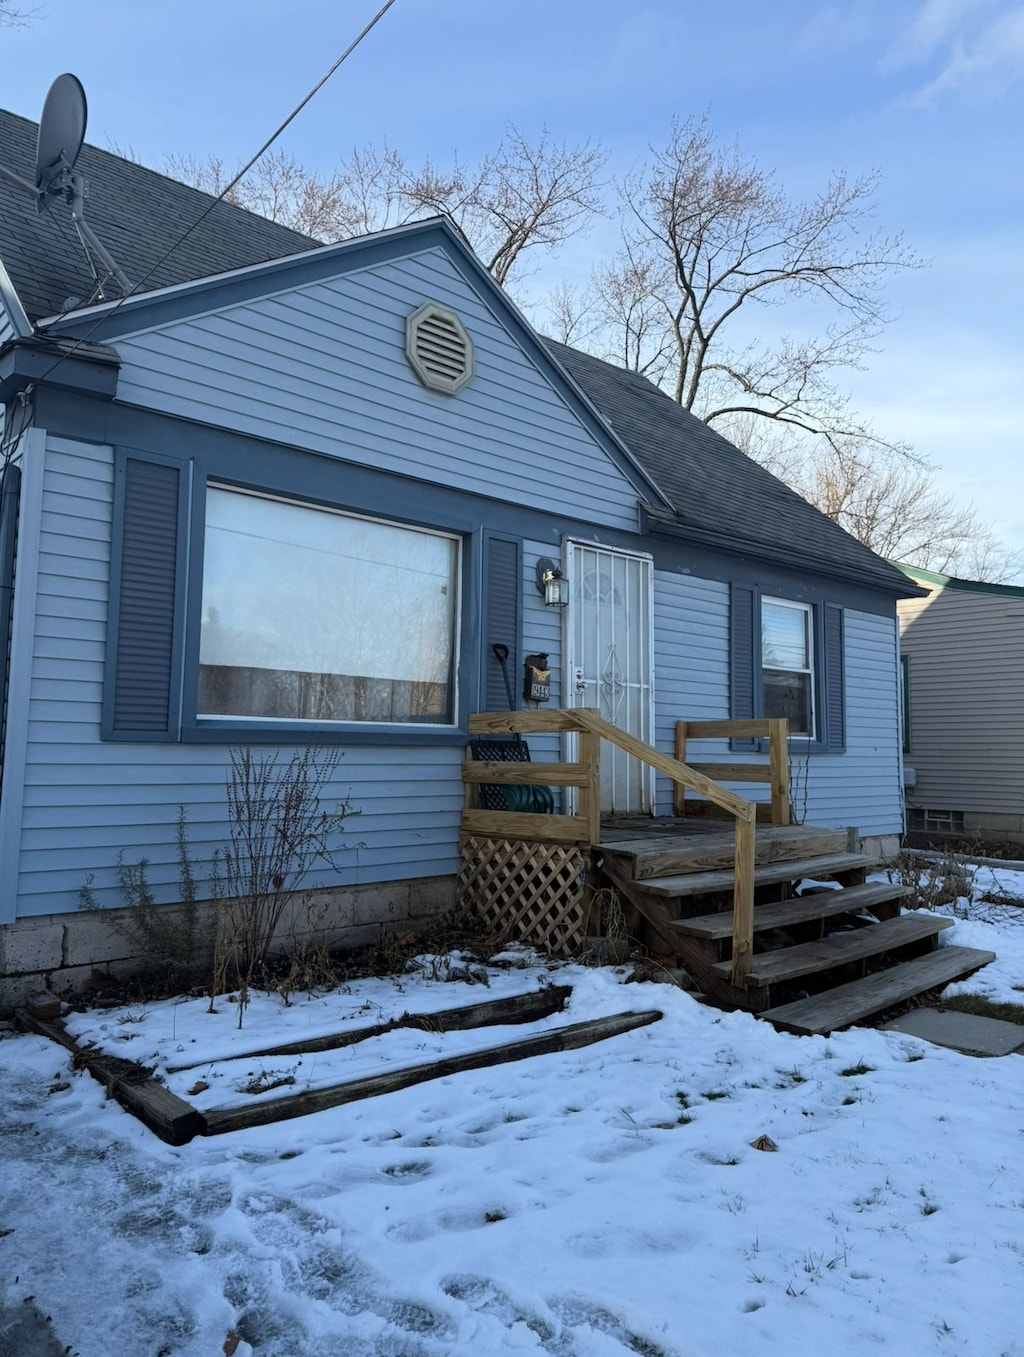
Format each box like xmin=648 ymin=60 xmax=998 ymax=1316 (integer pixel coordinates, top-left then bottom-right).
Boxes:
xmin=544 ymin=341 xmax=914 ymax=593
xmin=0 ymin=109 xmax=315 ymax=321
xmin=0 ymin=105 xmax=912 ymax=594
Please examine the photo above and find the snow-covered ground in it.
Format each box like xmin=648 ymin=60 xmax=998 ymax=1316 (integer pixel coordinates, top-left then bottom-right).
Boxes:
xmin=1 ymin=868 xmax=1023 ymax=1357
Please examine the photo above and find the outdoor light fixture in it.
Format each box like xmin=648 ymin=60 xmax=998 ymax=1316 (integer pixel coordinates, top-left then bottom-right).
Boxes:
xmin=536 ymin=557 xmax=569 ymax=607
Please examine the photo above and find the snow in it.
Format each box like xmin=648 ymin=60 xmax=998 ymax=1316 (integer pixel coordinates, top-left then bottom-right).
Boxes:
xmin=1 ymin=885 xmax=1022 ymax=1357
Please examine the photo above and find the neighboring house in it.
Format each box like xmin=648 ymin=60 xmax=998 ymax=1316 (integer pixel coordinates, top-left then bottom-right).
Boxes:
xmin=0 ymin=107 xmax=919 ymax=1005
xmin=898 ymin=564 xmax=1024 ymax=846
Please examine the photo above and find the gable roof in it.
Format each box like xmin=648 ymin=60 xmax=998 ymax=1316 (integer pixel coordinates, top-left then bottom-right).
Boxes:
xmin=1 ymin=103 xmax=913 ymax=596
xmin=544 ymin=341 xmax=916 ymax=594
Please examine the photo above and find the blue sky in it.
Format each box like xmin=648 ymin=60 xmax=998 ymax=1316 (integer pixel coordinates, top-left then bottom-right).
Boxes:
xmin=3 ymin=0 xmax=1023 ymax=552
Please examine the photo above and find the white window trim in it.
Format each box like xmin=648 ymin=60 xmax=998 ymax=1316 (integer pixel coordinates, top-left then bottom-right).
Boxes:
xmin=761 ymin=596 xmax=816 ymax=740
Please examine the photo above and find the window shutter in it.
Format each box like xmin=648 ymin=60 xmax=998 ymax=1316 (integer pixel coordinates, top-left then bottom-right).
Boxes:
xmin=103 ymin=452 xmax=186 ymax=741
xmin=483 ymin=536 xmax=521 ymax=712
xmin=823 ymin=603 xmax=846 ymax=752
xmin=729 ymin=582 xmax=759 ymax=751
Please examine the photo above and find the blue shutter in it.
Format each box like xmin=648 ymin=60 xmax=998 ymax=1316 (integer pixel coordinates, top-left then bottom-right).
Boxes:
xmin=483 ymin=535 xmax=522 ymax=712
xmin=823 ymin=603 xmax=846 ymax=752
xmin=103 ymin=452 xmax=187 ymax=741
xmin=730 ymin=582 xmax=759 ymax=751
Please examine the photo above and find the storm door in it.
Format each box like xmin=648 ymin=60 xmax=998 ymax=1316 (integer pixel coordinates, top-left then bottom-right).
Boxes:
xmin=565 ymin=541 xmax=654 ymax=815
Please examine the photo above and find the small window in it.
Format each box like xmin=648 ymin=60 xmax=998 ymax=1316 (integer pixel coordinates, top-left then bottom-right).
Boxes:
xmin=924 ymin=809 xmax=964 ymax=833
xmin=199 ymin=487 xmax=460 ymax=725
xmin=761 ymin=597 xmax=815 ymax=737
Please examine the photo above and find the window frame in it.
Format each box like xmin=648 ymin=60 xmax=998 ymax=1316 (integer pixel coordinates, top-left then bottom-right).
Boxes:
xmin=195 ymin=482 xmax=464 ymax=732
xmin=729 ymin=581 xmax=844 ymax=754
xmin=103 ymin=446 xmax=499 ymax=748
xmin=760 ymin=595 xmax=817 ymax=740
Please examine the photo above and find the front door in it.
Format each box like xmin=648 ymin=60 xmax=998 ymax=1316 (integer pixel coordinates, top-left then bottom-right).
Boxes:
xmin=565 ymin=541 xmax=654 ymax=815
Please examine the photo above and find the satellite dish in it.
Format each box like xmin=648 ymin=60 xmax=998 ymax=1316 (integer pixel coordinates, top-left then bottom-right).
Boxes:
xmin=35 ymin=73 xmax=87 ymax=208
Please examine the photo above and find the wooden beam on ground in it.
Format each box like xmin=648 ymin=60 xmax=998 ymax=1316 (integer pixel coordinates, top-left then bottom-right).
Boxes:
xmin=17 ymin=1009 xmax=203 ymax=1146
xmin=167 ymin=987 xmax=572 ymax=1072
xmin=200 ymin=1009 xmax=663 ymax=1136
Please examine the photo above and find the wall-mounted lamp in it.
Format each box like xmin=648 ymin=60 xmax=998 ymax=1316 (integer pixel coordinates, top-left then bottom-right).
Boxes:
xmin=536 ymin=557 xmax=569 ymax=608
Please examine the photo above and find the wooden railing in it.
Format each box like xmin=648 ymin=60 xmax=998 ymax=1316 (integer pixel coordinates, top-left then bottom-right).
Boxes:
xmin=462 ymin=708 xmax=759 ymax=983
xmin=674 ymin=718 xmax=792 ymax=827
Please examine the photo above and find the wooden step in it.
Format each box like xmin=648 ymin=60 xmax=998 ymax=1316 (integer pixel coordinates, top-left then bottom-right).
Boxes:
xmin=597 ymin=826 xmax=850 ymax=881
xmin=640 ymin=851 xmax=871 ymax=899
xmin=762 ymin=946 xmax=997 ymax=1036
xmin=710 ymin=912 xmax=954 ymax=987
xmin=672 ymin=882 xmax=915 ymax=941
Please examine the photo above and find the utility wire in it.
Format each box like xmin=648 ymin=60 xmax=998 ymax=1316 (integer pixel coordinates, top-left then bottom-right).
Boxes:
xmin=29 ymin=0 xmax=399 ymax=389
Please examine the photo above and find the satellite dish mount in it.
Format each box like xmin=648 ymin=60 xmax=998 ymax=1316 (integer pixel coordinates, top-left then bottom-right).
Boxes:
xmin=0 ymin=73 xmax=131 ymax=302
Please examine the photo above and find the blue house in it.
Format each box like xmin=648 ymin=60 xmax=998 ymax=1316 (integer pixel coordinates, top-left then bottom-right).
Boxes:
xmin=2 ymin=104 xmax=969 ymax=1026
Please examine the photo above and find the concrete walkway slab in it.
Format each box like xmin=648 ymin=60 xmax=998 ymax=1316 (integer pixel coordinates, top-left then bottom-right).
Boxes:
xmin=882 ymin=1007 xmax=1024 ymax=1057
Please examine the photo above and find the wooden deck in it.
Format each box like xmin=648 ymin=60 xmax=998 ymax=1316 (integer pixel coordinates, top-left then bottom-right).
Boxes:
xmin=596 ymin=817 xmax=993 ymax=1032
xmin=459 ymin=710 xmax=995 ymax=1036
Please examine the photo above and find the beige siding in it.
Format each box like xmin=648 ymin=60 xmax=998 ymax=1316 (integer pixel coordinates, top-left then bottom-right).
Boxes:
xmin=898 ymin=583 xmax=1024 ymax=814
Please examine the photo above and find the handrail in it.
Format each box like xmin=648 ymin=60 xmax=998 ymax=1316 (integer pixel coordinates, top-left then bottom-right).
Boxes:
xmin=675 ymin=717 xmax=791 ymax=827
xmin=463 ymin=707 xmax=758 ymax=984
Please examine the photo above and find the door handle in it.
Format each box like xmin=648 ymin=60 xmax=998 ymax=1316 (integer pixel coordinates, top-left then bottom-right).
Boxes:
xmin=574 ymin=668 xmax=588 ymax=693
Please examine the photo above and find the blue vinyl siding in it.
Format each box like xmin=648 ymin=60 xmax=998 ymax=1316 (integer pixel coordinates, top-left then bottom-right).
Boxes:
xmin=112 ymin=247 xmax=643 ymax=534
xmin=652 ymin=570 xmax=902 ymax=836
xmin=13 ymin=434 xmax=464 ymax=915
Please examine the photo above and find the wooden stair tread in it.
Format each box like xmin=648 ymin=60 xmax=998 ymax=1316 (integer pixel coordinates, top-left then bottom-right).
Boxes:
xmin=762 ymin=946 xmax=997 ymax=1036
xmin=710 ymin=912 xmax=954 ymax=987
xmin=672 ymin=882 xmax=915 ymax=940
xmin=596 ymin=826 xmax=851 ymax=881
xmin=639 ymin=852 xmax=871 ymax=899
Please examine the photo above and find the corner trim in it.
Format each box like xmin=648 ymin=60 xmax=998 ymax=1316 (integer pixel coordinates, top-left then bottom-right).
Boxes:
xmin=0 ymin=428 xmax=46 ymax=923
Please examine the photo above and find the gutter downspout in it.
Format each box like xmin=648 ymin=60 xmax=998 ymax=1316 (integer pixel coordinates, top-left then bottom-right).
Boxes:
xmin=0 ymin=462 xmax=21 ymax=795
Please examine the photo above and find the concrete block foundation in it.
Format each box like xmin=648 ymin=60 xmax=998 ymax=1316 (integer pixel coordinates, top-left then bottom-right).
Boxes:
xmin=0 ymin=875 xmax=456 ymax=1014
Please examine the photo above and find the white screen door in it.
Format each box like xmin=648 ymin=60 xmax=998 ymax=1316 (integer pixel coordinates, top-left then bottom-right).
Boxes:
xmin=565 ymin=541 xmax=654 ymax=815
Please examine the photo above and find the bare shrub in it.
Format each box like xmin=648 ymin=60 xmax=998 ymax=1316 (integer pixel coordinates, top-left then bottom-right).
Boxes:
xmin=212 ymin=747 xmax=354 ymax=1023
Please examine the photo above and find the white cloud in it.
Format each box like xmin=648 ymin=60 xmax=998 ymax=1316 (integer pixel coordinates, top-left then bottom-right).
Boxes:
xmin=897 ymin=0 xmax=1002 ymax=61
xmin=889 ymin=1 xmax=1024 ymax=100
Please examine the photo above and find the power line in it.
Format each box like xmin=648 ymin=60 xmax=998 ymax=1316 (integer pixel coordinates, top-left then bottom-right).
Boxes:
xmin=29 ymin=0 xmax=399 ymax=389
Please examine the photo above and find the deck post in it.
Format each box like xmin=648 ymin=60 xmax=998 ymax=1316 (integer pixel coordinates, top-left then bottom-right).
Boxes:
xmin=767 ymin=719 xmax=791 ymax=826
xmin=730 ymin=807 xmax=757 ymax=984
xmin=577 ymin=726 xmax=602 ymax=845
xmin=673 ymin=721 xmax=688 ymax=816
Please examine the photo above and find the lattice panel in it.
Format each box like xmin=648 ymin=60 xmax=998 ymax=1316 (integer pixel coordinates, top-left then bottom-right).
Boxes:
xmin=458 ymin=836 xmax=590 ymax=956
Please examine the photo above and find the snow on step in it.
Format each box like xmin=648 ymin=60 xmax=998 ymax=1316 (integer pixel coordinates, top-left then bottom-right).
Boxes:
xmin=641 ymin=852 xmax=871 ymax=899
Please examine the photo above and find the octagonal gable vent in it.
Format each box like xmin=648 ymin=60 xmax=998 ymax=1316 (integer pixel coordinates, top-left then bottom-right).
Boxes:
xmin=406 ymin=302 xmax=474 ymax=394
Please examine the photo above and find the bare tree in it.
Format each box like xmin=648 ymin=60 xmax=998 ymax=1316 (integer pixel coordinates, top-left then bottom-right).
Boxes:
xmin=166 ymin=128 xmax=606 ymax=287
xmin=401 ymin=127 xmax=606 ymax=286
xmin=0 ymin=1 xmax=30 ymax=26
xmin=578 ymin=116 xmax=918 ymax=452
xmin=726 ymin=420 xmax=1022 ymax=581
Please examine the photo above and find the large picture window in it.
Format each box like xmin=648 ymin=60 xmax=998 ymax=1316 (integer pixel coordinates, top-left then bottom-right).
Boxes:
xmin=198 ymin=487 xmax=460 ymax=725
xmin=761 ymin=597 xmax=815 ymax=737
